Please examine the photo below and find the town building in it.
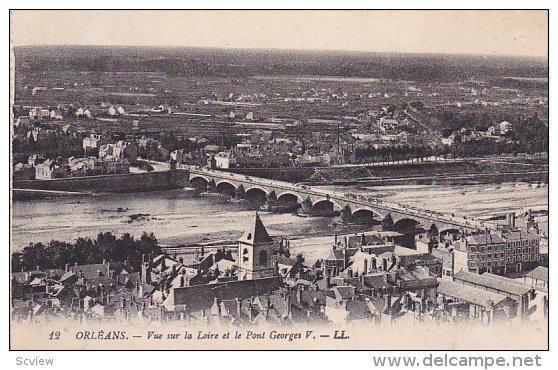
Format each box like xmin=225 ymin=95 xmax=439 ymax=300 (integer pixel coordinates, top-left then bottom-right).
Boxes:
xmin=237 ymin=214 xmax=278 ymax=280
xmin=452 ymin=232 xmax=507 ymax=275
xmin=35 ymin=159 xmax=65 ymax=180
xmin=83 ymin=134 xmax=108 ymax=155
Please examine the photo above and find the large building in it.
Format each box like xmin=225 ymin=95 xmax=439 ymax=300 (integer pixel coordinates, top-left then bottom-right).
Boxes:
xmin=452 ymin=232 xmax=507 ymax=275
xmin=501 ymin=229 xmax=541 ymax=273
xmin=448 ymin=227 xmax=541 ymax=275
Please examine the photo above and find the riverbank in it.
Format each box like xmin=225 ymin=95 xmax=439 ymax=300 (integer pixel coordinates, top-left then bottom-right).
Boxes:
xmin=12 ymin=170 xmax=189 ymax=196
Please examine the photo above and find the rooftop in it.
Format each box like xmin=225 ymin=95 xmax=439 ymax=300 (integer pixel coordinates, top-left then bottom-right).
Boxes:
xmin=453 ymin=270 xmax=532 ymax=297
xmin=525 ymin=266 xmax=548 ymax=282
xmin=238 ymin=213 xmax=273 ymax=246
xmin=437 ymin=279 xmax=510 ymax=308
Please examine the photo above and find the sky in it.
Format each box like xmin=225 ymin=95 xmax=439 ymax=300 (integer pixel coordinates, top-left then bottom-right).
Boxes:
xmin=10 ymin=10 xmax=548 ymax=57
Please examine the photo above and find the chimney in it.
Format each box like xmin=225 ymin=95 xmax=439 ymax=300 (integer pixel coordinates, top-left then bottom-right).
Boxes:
xmin=334 ymin=234 xmax=338 ymax=245
xmin=361 ymin=233 xmax=366 ymax=246
xmin=213 ymin=297 xmax=221 ymax=315
xmin=178 ymin=257 xmax=184 ymax=264
xmin=236 ymin=298 xmax=242 ymax=318
xmin=286 ymin=295 xmax=292 ymax=318
xmin=371 ymin=258 xmax=377 ymax=271
xmin=65 ymin=263 xmax=69 ymax=272
xmin=248 ymin=301 xmax=254 ymax=322
xmin=382 ymin=257 xmax=388 ymax=271
xmin=363 ymin=259 xmax=368 ymax=275
xmin=421 ymin=290 xmax=428 ymax=313
xmin=384 ymin=293 xmax=392 ymax=315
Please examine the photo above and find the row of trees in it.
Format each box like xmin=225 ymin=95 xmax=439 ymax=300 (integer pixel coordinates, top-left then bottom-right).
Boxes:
xmin=11 ymin=232 xmax=161 ymax=273
xmin=354 ymin=144 xmax=437 ymax=162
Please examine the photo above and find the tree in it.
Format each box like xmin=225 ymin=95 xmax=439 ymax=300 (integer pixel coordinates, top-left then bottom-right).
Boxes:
xmin=382 ymin=214 xmax=395 ymax=231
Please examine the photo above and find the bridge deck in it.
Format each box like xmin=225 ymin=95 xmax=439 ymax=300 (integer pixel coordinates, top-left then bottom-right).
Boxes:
xmin=183 ymin=165 xmax=492 ymax=231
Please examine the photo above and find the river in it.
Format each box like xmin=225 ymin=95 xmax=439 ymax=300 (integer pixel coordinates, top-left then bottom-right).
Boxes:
xmin=11 ymin=182 xmax=547 ymax=252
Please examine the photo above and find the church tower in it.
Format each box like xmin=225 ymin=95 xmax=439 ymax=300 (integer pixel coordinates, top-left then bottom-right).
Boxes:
xmin=237 ymin=213 xmax=276 ymax=280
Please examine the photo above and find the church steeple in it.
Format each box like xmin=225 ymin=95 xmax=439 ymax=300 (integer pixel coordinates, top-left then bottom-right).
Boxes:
xmin=237 ymin=213 xmax=276 ymax=280
xmin=238 ymin=212 xmax=273 ymax=246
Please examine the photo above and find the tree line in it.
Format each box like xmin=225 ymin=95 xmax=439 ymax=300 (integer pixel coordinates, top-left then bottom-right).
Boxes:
xmin=11 ymin=232 xmax=161 ymax=273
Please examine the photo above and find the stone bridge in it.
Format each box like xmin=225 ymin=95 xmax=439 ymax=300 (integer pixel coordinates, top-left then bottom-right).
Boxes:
xmin=183 ymin=165 xmax=493 ymax=235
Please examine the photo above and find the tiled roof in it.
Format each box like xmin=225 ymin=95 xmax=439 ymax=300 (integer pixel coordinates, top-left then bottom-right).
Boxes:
xmin=453 ymin=271 xmax=531 ymax=297
xmin=70 ymin=263 xmax=111 ymax=280
xmin=467 ymin=233 xmax=506 ymax=245
xmin=164 ymin=276 xmax=281 ymax=314
xmin=502 ymin=229 xmax=539 ymax=241
xmin=345 ymin=299 xmax=372 ymax=320
xmin=238 ymin=213 xmax=273 ymax=245
xmin=333 ymin=286 xmax=355 ymax=301
xmin=525 ymin=266 xmax=548 ymax=282
xmin=438 ymin=279 xmax=509 ymax=307
xmin=326 ymin=249 xmax=345 ymax=261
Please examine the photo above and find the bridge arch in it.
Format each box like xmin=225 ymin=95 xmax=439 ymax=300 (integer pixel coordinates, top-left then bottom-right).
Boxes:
xmin=189 ymin=176 xmax=209 ymax=190
xmin=351 ymin=208 xmax=380 ymax=224
xmin=393 ymin=218 xmax=422 ymax=234
xmin=276 ymin=192 xmax=304 ymax=203
xmin=244 ymin=185 xmax=270 ymax=196
xmin=311 ymin=199 xmax=337 ymax=215
xmin=215 ymin=181 xmax=237 ymax=196
xmin=244 ymin=187 xmax=269 ymax=203
xmin=312 ymin=198 xmax=342 ymax=210
xmin=215 ymin=179 xmax=238 ymax=188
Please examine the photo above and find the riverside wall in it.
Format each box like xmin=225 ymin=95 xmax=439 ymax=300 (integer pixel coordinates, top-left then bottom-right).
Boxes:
xmin=13 ymin=170 xmax=190 ymax=193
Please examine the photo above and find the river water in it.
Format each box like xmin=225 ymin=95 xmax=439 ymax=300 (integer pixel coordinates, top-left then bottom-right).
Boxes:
xmin=11 ymin=182 xmax=547 ymax=252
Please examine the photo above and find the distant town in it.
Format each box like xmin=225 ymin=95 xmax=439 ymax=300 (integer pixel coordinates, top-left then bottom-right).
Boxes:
xmin=11 ymin=46 xmax=548 ymax=328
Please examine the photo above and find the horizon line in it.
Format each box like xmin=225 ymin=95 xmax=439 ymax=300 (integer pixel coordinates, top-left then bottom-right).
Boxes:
xmin=11 ymin=43 xmax=548 ymax=60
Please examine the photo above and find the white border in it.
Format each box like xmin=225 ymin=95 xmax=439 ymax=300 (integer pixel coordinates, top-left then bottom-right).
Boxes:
xmin=1 ymin=1 xmax=554 ymax=369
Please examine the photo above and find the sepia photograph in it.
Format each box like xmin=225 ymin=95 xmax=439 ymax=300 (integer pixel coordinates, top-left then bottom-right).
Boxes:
xmin=8 ymin=9 xmax=549 ymax=351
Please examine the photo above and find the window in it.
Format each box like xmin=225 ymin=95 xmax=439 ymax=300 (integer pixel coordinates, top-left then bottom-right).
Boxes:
xmin=259 ymin=250 xmax=268 ymax=265
xmin=243 ymin=248 xmax=249 ymax=263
